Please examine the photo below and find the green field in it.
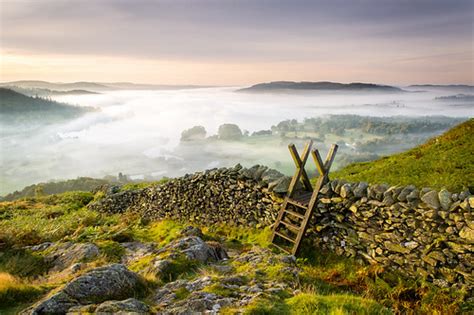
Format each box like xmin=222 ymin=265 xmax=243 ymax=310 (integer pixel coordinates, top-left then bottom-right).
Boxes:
xmin=334 ymin=119 xmax=474 ymax=192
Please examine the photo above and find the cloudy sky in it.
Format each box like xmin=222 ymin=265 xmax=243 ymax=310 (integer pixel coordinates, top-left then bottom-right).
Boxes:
xmin=0 ymin=0 xmax=473 ymax=85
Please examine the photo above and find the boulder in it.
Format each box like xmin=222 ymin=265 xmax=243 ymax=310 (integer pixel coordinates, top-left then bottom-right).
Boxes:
xmin=25 ymin=292 xmax=78 ymax=315
xmin=95 ymin=298 xmax=150 ymax=313
xmin=25 ymin=264 xmax=144 ymax=314
xmin=169 ymin=236 xmax=228 ymax=263
xmin=121 ymin=242 xmax=157 ymax=265
xmin=46 ymin=242 xmax=100 ymax=273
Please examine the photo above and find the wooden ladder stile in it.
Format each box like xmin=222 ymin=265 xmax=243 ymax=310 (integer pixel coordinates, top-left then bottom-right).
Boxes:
xmin=270 ymin=142 xmax=338 ymax=255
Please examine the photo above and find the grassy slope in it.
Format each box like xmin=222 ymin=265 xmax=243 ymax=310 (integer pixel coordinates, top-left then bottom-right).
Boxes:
xmin=333 ymin=118 xmax=474 ymax=191
xmin=0 ymin=192 xmax=469 ymax=314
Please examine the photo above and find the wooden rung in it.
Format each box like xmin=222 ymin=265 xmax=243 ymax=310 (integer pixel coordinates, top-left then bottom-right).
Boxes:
xmin=271 ymin=242 xmax=291 ymax=254
xmin=280 ymin=220 xmax=301 ymax=232
xmin=274 ymin=231 xmax=296 ymax=243
xmin=287 ymin=199 xmax=309 ymax=208
xmin=284 ymin=209 xmax=305 ymax=219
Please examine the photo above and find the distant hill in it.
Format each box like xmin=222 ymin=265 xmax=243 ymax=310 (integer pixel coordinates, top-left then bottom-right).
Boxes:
xmin=0 ymin=80 xmax=211 ymax=92
xmin=0 ymin=80 xmax=111 ymax=91
xmin=4 ymin=86 xmax=99 ymax=97
xmin=237 ymin=81 xmax=404 ymax=93
xmin=407 ymin=84 xmax=474 ymax=92
xmin=0 ymin=88 xmax=94 ymax=123
xmin=333 ymin=118 xmax=474 ymax=191
xmin=103 ymin=82 xmax=211 ymax=90
xmin=0 ymin=177 xmax=112 ymax=201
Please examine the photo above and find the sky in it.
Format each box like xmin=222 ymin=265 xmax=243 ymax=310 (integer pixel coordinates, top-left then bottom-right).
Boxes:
xmin=0 ymin=0 xmax=473 ymax=85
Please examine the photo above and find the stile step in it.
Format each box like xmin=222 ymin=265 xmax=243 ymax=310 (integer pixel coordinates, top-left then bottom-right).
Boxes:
xmin=274 ymin=231 xmax=296 ymax=243
xmin=271 ymin=242 xmax=291 ymax=254
xmin=280 ymin=220 xmax=301 ymax=232
xmin=284 ymin=209 xmax=305 ymax=219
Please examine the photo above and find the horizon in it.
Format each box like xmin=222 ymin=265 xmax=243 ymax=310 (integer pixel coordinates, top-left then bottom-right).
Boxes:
xmin=1 ymin=79 xmax=474 ymax=88
xmin=1 ymin=0 xmax=473 ymax=85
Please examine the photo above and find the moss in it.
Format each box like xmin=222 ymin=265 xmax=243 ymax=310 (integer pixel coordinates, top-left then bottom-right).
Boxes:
xmin=133 ymin=220 xmax=185 ymax=246
xmin=264 ymin=264 xmax=296 ymax=283
xmin=96 ymin=240 xmax=125 ymax=263
xmin=0 ymin=272 xmax=45 ymax=307
xmin=202 ymin=283 xmax=234 ymax=297
xmin=174 ymin=287 xmax=191 ymax=300
xmin=128 ymin=255 xmax=156 ymax=273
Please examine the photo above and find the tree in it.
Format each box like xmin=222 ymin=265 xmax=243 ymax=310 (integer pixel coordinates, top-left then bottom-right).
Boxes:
xmin=181 ymin=126 xmax=207 ymax=141
xmin=218 ymin=123 xmax=243 ymax=140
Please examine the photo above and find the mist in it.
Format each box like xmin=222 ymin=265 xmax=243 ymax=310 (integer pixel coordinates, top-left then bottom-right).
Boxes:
xmin=1 ymin=87 xmax=472 ymax=195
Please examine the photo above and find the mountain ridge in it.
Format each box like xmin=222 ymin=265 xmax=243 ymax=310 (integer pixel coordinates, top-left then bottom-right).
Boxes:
xmin=237 ymin=81 xmax=404 ymax=93
xmin=0 ymin=80 xmax=212 ymax=91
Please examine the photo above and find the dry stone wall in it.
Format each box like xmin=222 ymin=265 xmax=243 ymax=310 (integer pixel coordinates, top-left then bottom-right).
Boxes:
xmin=305 ymin=179 xmax=473 ymax=289
xmin=90 ymin=164 xmax=287 ymax=226
xmin=89 ymin=165 xmax=473 ymax=288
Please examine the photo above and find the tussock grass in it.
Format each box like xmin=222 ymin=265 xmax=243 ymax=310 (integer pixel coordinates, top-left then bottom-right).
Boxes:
xmin=0 ymin=272 xmax=44 ymax=306
xmin=203 ymin=225 xmax=272 ymax=249
xmin=133 ymin=220 xmax=185 ymax=246
xmin=286 ymin=293 xmax=391 ymax=315
xmin=0 ymin=249 xmax=50 ymax=278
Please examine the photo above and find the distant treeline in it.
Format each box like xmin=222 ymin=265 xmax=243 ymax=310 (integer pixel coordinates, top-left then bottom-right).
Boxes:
xmin=180 ymin=115 xmax=464 ymax=142
xmin=0 ymin=88 xmax=95 ymax=124
xmin=271 ymin=115 xmax=464 ymax=136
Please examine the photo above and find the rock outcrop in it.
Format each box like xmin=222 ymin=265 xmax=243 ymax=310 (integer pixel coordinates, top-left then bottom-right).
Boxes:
xmin=26 ymin=264 xmax=143 ymax=314
xmin=22 ymin=226 xmax=300 ymax=314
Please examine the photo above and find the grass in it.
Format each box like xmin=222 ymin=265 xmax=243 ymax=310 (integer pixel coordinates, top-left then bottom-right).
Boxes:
xmin=285 ymin=293 xmax=391 ymax=315
xmin=333 ymin=119 xmax=474 ymax=191
xmin=296 ymin=245 xmax=468 ymax=314
xmin=203 ymin=282 xmax=235 ymax=297
xmin=95 ymin=240 xmax=126 ymax=263
xmin=120 ymin=178 xmax=170 ymax=191
xmin=0 ymin=272 xmax=45 ymax=307
xmin=0 ymin=192 xmax=471 ymax=314
xmin=133 ymin=220 xmax=185 ymax=246
xmin=203 ymin=225 xmax=273 ymax=249
xmin=0 ymin=249 xmax=50 ymax=278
